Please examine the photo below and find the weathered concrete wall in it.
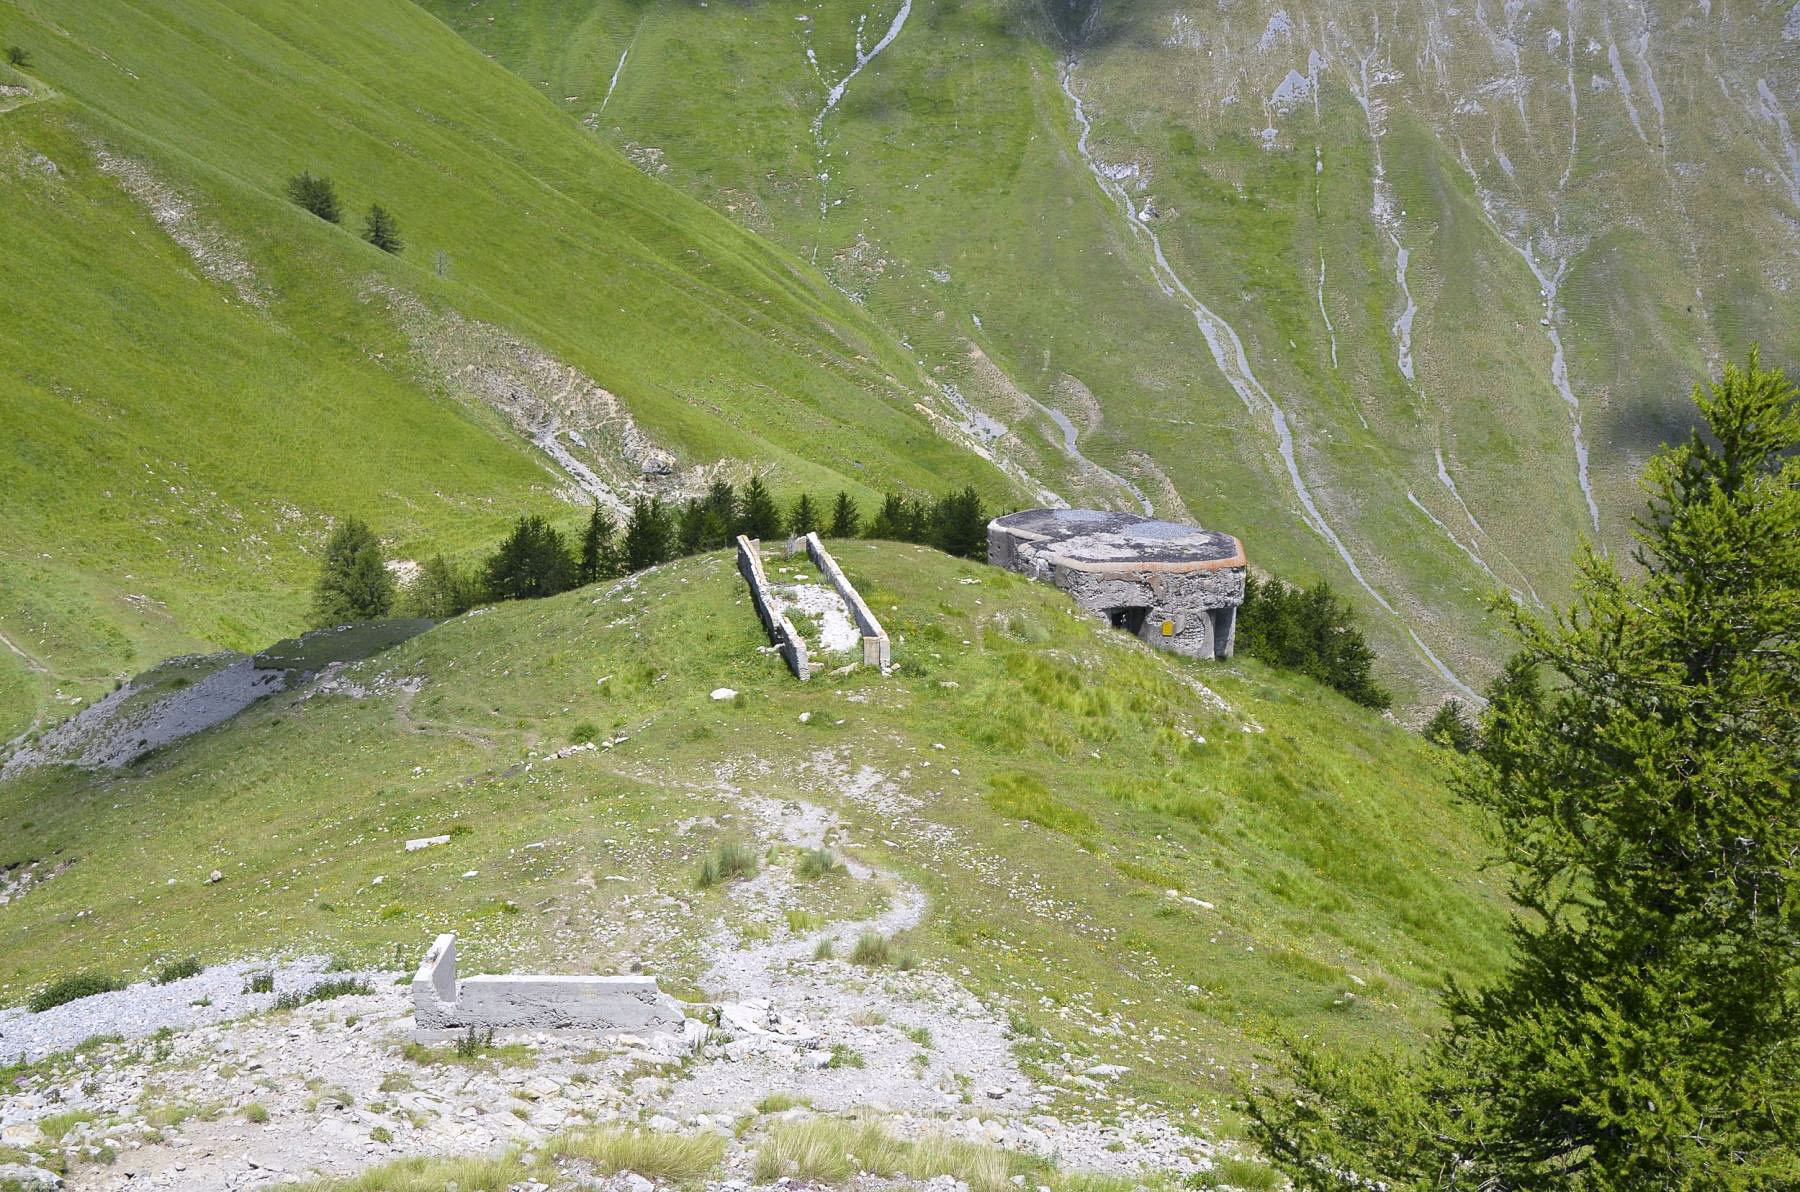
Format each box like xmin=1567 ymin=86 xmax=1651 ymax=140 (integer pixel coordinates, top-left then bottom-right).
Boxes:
xmin=988 ymin=510 xmax=1246 ymax=661
xmin=412 ymin=933 xmax=684 ymax=1039
xmin=736 ymin=535 xmax=812 ymax=681
xmin=801 ymin=533 xmax=891 ymax=669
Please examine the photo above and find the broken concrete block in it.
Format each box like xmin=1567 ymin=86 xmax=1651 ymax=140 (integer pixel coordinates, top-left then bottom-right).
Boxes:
xmin=411 ymin=932 xmax=683 ymax=1040
xmin=988 ymin=509 xmax=1246 ymax=660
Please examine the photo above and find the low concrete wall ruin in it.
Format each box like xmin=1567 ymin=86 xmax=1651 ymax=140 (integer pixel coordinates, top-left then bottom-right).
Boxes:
xmin=736 ymin=535 xmax=812 ymax=681
xmin=799 ymin=533 xmax=891 ymax=670
xmin=412 ymin=933 xmax=684 ymax=1040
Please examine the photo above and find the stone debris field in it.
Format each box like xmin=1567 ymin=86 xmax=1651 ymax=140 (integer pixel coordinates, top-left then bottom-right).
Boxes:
xmin=0 ymin=789 xmax=1224 ymax=1191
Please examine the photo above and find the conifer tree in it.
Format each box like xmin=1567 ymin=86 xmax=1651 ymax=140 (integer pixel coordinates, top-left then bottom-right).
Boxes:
xmin=1421 ymin=699 xmax=1478 ymax=753
xmin=787 ymin=493 xmax=821 ymax=538
xmin=931 ymin=486 xmax=988 ymax=559
xmin=310 ymin=517 xmax=393 ymax=625
xmin=704 ymin=479 xmax=738 ymax=546
xmin=362 ymin=203 xmax=403 ymax=254
xmin=480 ymin=515 xmax=574 ymax=601
xmin=285 ymin=171 xmax=341 ymax=224
xmin=577 ymin=501 xmax=621 ymax=585
xmin=736 ymin=475 xmax=783 ymax=541
xmin=623 ymin=496 xmax=672 ymax=572
xmin=404 ymin=554 xmax=475 ymax=619
xmin=1249 ymin=350 xmax=1800 ymax=1188
xmin=828 ymin=491 xmax=861 ymax=538
xmin=865 ymin=493 xmax=912 ymax=541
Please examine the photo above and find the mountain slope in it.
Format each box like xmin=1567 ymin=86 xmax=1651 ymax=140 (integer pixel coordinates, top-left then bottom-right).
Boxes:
xmin=0 ymin=543 xmax=1508 ymax=1123
xmin=0 ymin=0 xmax=1019 ymax=741
xmin=423 ymin=0 xmax=1800 ymax=704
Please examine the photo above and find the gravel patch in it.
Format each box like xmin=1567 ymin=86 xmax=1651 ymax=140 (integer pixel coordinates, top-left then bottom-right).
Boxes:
xmin=0 ymin=959 xmax=390 ymax=1065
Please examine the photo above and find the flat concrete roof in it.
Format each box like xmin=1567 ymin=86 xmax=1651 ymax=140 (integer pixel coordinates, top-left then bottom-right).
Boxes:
xmin=991 ymin=508 xmax=1246 ymax=574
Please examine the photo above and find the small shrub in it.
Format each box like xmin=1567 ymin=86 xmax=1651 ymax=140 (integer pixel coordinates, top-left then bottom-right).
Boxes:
xmin=370 ymin=1125 xmax=394 ymax=1144
xmin=454 ymin=1027 xmax=495 ymax=1058
xmin=784 ymin=909 xmax=824 ymax=934
xmin=30 ymin=972 xmax=124 ymax=1013
xmin=696 ymin=840 xmax=758 ymax=889
xmin=274 ymin=977 xmax=371 ymax=1011
xmin=569 ymin=721 xmax=600 ymax=745
xmin=1191 ymin=1157 xmax=1280 ymax=1190
xmin=155 ymin=957 xmax=203 ymax=985
xmin=543 ymin=1126 xmax=726 ymax=1183
xmin=850 ymin=933 xmax=892 ymax=967
xmin=905 ymin=1026 xmax=933 ymax=1047
xmin=285 ymin=171 xmax=341 ymax=224
xmin=6 ymin=45 xmax=31 ymax=68
xmin=757 ymin=1092 xmax=810 ymax=1114
xmin=243 ymin=1102 xmax=269 ymax=1124
xmin=826 ymin=1043 xmax=866 ymax=1070
xmin=245 ymin=971 xmax=275 ymax=994
xmin=812 ymin=939 xmax=834 ymax=961
xmin=795 ymin=848 xmax=844 ymax=880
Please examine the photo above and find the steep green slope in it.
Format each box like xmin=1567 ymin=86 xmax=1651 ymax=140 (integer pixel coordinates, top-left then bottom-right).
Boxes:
xmin=0 ymin=0 xmax=1014 ymax=741
xmin=424 ymin=0 xmax=1800 ymax=707
xmin=0 ymin=543 xmax=1508 ymax=1112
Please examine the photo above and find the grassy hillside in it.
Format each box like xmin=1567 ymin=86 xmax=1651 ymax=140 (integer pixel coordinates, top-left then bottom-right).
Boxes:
xmin=0 ymin=543 xmax=1508 ymax=1117
xmin=0 ymin=0 xmax=1016 ymax=743
xmin=423 ymin=0 xmax=1800 ymax=708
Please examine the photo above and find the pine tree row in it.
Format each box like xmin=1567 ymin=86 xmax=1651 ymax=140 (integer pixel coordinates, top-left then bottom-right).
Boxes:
xmin=310 ymin=480 xmax=991 ymax=624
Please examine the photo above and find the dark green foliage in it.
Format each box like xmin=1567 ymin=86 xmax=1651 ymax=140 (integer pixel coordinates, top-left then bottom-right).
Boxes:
xmin=865 ymin=492 xmax=919 ymax=541
xmin=284 ymin=171 xmax=340 ymax=223
xmin=704 ymin=480 xmax=739 ymax=540
xmin=30 ymin=972 xmax=124 ymax=1013
xmin=6 ymin=45 xmax=30 ymax=68
xmin=787 ymin=492 xmax=821 ymax=538
xmin=1236 ymin=575 xmax=1389 ymax=710
xmin=244 ymin=971 xmax=274 ymax=994
xmin=311 ymin=517 xmax=395 ymax=626
xmin=274 ymin=977 xmax=373 ymax=1010
xmin=930 ymin=486 xmax=988 ymax=559
xmin=675 ymin=498 xmax=728 ymax=557
xmin=1421 ymin=699 xmax=1478 ymax=753
xmin=362 ymin=203 xmax=403 ymax=254
xmin=155 ymin=957 xmax=203 ymax=985
xmin=577 ymin=502 xmax=622 ymax=585
xmin=1249 ymin=350 xmax=1800 ymax=1189
xmin=623 ymin=496 xmax=673 ymax=572
xmin=480 ymin=515 xmax=575 ymax=602
xmin=736 ymin=475 xmax=783 ymax=540
xmin=828 ymin=491 xmax=861 ymax=538
xmin=403 ymin=553 xmax=477 ymax=619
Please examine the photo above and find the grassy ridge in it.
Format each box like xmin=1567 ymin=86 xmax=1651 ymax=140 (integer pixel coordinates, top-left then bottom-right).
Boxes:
xmin=0 ymin=543 xmax=1507 ymax=1111
xmin=424 ymin=0 xmax=1800 ymax=710
xmin=0 ymin=0 xmax=1014 ymax=738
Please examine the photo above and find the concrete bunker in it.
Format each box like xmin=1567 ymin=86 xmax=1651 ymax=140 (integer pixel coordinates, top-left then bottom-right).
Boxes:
xmin=988 ymin=508 xmax=1246 ymax=660
xmin=411 ymin=933 xmax=684 ymax=1041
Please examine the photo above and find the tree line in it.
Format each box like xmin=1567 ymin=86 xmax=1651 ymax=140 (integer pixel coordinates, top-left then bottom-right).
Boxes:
xmin=310 ymin=479 xmax=991 ymax=625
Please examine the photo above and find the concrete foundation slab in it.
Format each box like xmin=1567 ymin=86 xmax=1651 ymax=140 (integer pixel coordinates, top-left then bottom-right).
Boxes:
xmin=411 ymin=933 xmax=684 ymax=1039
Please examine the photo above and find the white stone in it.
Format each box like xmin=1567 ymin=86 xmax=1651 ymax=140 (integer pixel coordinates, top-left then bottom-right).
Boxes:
xmin=710 ymin=688 xmax=737 ymax=701
xmin=404 ymin=836 xmax=451 ymax=852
